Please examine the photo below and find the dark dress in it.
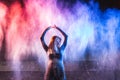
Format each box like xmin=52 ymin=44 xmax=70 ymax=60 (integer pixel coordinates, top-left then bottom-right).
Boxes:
xmin=44 ymin=52 xmax=66 ymax=80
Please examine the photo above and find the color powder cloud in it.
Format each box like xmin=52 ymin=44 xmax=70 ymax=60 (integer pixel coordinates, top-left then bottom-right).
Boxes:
xmin=0 ymin=0 xmax=120 ymax=70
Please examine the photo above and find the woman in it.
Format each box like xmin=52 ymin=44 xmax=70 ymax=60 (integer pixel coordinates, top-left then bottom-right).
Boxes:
xmin=40 ymin=25 xmax=68 ymax=80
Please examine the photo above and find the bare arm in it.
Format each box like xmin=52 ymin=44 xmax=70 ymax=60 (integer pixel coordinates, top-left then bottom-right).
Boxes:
xmin=40 ymin=27 xmax=51 ymax=52
xmin=55 ymin=26 xmax=68 ymax=50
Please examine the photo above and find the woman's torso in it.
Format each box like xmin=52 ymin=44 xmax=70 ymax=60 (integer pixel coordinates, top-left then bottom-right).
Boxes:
xmin=47 ymin=48 xmax=64 ymax=68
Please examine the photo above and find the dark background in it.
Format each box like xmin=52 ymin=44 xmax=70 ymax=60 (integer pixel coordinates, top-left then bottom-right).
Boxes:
xmin=1 ymin=0 xmax=120 ymax=10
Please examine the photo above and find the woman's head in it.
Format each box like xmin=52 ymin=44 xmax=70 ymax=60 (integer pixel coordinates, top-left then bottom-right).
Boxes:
xmin=49 ymin=36 xmax=61 ymax=48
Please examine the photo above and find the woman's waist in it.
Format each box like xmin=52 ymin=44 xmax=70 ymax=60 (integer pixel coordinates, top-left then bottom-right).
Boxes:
xmin=48 ymin=59 xmax=63 ymax=65
xmin=48 ymin=60 xmax=64 ymax=69
xmin=48 ymin=53 xmax=62 ymax=60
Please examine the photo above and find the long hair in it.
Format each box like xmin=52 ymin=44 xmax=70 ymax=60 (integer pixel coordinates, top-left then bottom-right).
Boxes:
xmin=48 ymin=36 xmax=61 ymax=49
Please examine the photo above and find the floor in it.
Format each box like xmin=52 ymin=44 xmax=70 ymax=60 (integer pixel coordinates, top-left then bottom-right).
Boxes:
xmin=0 ymin=60 xmax=120 ymax=80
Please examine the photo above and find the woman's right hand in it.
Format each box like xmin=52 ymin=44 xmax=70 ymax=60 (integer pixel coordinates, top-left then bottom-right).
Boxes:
xmin=44 ymin=26 xmax=51 ymax=32
xmin=46 ymin=26 xmax=51 ymax=30
xmin=51 ymin=25 xmax=57 ymax=28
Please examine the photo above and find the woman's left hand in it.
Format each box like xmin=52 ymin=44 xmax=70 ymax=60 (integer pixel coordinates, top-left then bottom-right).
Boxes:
xmin=51 ymin=25 xmax=57 ymax=28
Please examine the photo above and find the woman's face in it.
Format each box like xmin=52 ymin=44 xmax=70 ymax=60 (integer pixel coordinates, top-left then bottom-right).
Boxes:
xmin=54 ymin=37 xmax=61 ymax=47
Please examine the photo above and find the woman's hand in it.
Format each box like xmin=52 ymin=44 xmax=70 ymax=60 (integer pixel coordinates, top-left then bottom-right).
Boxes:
xmin=51 ymin=25 xmax=57 ymax=28
xmin=46 ymin=26 xmax=51 ymax=31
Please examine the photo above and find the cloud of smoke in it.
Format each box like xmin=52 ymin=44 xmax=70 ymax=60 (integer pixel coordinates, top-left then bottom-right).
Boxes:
xmin=0 ymin=0 xmax=120 ymax=70
xmin=0 ymin=3 xmax=7 ymax=50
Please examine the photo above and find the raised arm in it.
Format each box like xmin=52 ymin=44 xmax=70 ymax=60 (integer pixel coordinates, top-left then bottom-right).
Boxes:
xmin=40 ymin=27 xmax=51 ymax=52
xmin=55 ymin=26 xmax=68 ymax=50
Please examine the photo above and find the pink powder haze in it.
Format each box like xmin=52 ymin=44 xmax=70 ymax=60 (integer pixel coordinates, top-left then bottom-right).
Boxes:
xmin=0 ymin=0 xmax=67 ymax=61
xmin=0 ymin=0 xmax=120 ymax=69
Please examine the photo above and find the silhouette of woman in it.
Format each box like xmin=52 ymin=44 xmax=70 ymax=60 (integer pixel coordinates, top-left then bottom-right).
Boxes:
xmin=40 ymin=25 xmax=68 ymax=80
